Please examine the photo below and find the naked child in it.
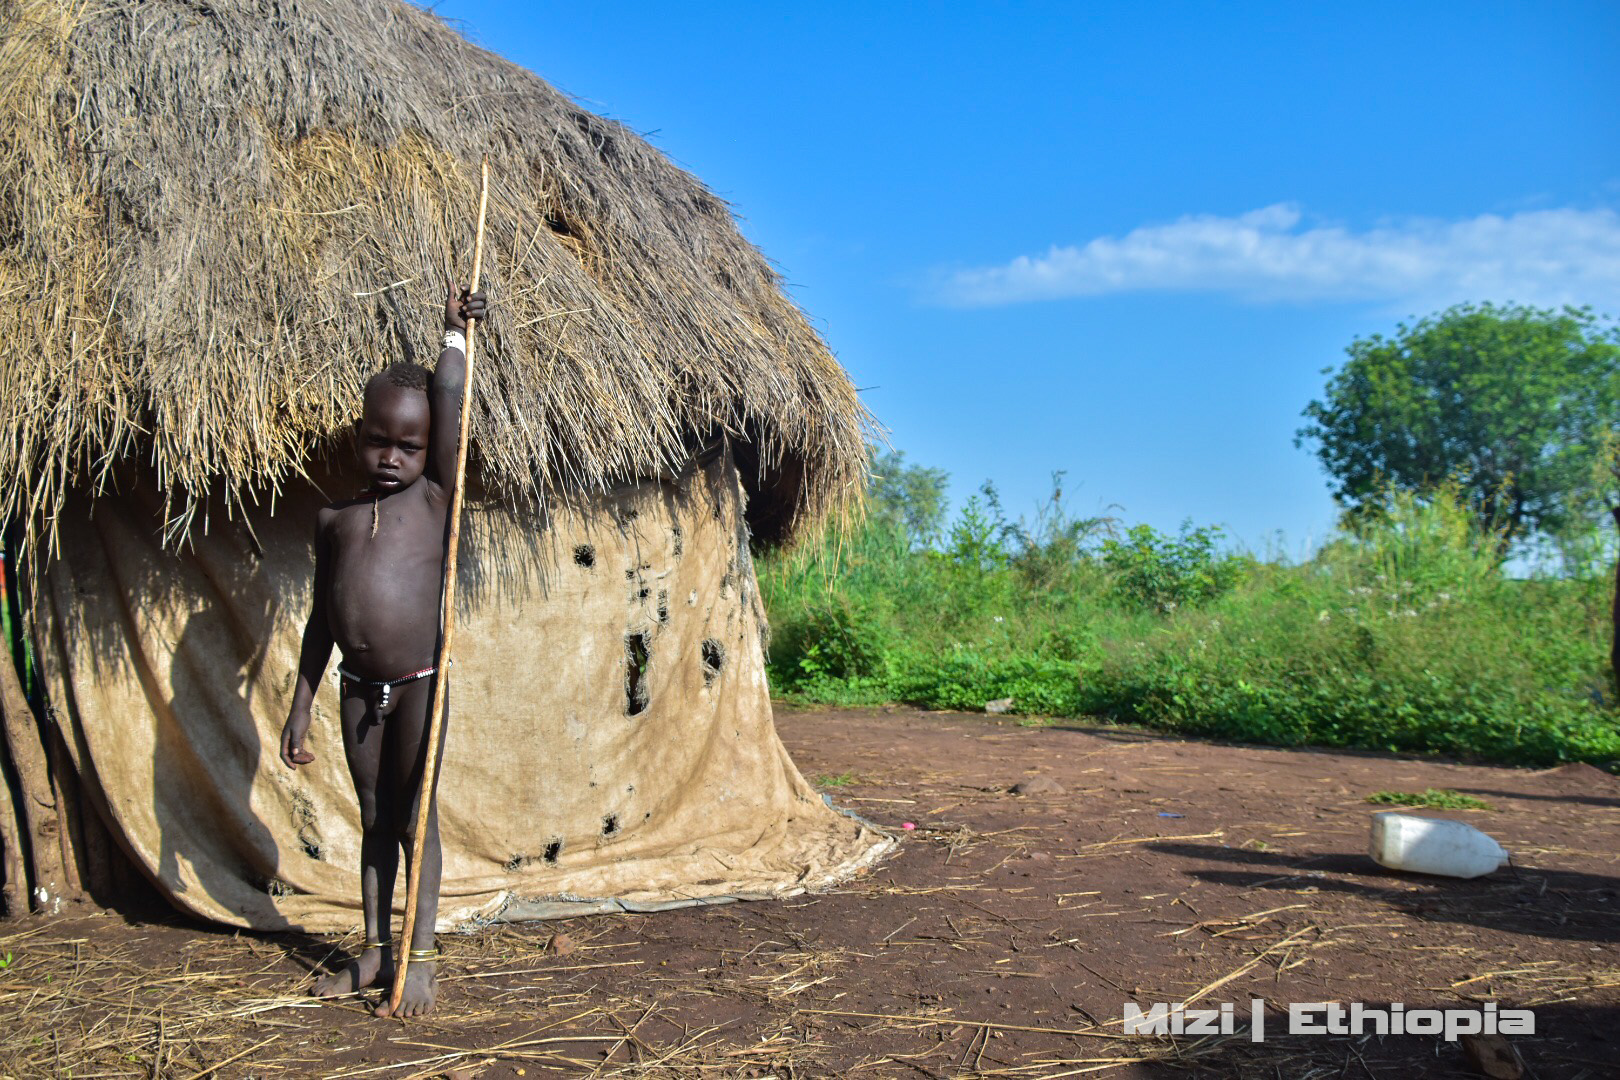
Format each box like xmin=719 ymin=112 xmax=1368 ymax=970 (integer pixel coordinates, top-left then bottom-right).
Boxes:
xmin=278 ymin=284 xmax=486 ymax=1017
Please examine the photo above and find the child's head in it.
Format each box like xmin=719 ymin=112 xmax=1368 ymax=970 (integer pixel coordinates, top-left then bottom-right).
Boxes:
xmin=358 ymin=362 xmax=432 ymax=492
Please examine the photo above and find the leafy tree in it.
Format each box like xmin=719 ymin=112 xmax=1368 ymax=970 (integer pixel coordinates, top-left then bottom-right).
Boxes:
xmin=1297 ymin=304 xmax=1620 ymax=543
xmin=867 ymin=448 xmax=950 ymax=547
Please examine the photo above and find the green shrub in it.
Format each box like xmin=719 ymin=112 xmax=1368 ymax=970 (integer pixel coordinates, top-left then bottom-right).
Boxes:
xmin=1101 ymin=522 xmax=1251 ymax=612
xmin=769 ymin=594 xmax=895 ymax=687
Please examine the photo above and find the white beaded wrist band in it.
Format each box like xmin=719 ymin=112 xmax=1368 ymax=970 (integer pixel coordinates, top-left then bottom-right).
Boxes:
xmin=443 ymin=329 xmax=467 ymax=354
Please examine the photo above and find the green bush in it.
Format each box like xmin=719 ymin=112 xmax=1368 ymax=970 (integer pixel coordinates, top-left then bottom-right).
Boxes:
xmin=1101 ymin=522 xmax=1251 ymax=612
xmin=769 ymin=593 xmax=895 ymax=685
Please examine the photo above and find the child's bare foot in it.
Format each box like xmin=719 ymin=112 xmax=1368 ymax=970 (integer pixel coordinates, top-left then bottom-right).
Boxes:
xmin=311 ymin=944 xmax=392 ymax=998
xmin=375 ymin=960 xmax=437 ymax=1018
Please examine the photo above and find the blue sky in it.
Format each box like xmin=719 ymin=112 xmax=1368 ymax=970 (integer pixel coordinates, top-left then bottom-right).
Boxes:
xmin=435 ymin=1 xmax=1619 ymax=556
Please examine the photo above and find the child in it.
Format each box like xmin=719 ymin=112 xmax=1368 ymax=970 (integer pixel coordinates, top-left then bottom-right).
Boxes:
xmin=279 ymin=284 xmax=486 ymax=1017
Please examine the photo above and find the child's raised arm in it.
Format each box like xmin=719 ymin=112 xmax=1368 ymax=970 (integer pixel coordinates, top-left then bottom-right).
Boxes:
xmin=429 ymin=284 xmax=486 ymax=490
xmin=280 ymin=510 xmax=336 ymax=768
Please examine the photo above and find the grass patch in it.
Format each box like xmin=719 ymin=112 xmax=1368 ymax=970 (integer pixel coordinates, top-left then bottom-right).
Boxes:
xmin=760 ymin=460 xmax=1620 ymax=767
xmin=1366 ymin=788 xmax=1495 ymax=811
xmin=814 ymin=772 xmax=858 ymax=788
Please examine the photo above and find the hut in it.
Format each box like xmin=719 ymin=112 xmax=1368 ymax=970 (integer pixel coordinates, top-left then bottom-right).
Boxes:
xmin=0 ymin=0 xmax=893 ymax=929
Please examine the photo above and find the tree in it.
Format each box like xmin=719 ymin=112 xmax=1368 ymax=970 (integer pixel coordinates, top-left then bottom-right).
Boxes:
xmin=867 ymin=448 xmax=950 ymax=548
xmin=1297 ymin=303 xmax=1620 ymax=543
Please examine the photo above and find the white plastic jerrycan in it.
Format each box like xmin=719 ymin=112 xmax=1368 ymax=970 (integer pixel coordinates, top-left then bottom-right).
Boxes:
xmin=1369 ymin=812 xmax=1509 ymax=879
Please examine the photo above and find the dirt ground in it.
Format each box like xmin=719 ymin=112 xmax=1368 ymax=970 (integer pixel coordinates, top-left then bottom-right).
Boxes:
xmin=1 ymin=705 xmax=1617 ymax=1079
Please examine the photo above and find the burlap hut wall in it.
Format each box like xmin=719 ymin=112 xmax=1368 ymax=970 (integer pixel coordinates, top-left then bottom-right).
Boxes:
xmin=32 ymin=446 xmax=892 ymax=931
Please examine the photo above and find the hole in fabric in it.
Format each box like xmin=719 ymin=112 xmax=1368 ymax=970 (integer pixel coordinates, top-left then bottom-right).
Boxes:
xmin=602 ymin=814 xmax=619 ymax=836
xmin=657 ymin=590 xmax=669 ymax=623
xmin=573 ymin=544 xmax=595 ymax=568
xmin=671 ymin=526 xmax=684 ymax=557
xmin=505 ymin=844 xmax=561 ymax=871
xmin=292 ymin=791 xmax=323 ymax=860
xmin=701 ymin=639 xmax=725 ymax=687
xmin=625 ymin=633 xmax=650 ymax=716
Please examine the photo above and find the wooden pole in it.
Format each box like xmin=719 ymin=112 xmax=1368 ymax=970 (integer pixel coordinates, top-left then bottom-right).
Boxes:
xmin=0 ymin=768 xmax=23 ymax=915
xmin=389 ymin=159 xmax=489 ymax=1015
xmin=0 ymin=626 xmax=65 ymax=910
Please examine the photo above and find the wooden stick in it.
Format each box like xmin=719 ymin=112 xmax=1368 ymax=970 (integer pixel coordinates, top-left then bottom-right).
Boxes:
xmin=0 ymin=621 xmax=65 ymax=910
xmin=0 ymin=745 xmax=25 ymax=916
xmin=389 ymin=158 xmax=489 ymax=1015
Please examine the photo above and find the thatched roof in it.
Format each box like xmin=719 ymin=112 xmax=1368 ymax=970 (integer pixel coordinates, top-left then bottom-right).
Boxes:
xmin=0 ymin=0 xmax=870 ymax=554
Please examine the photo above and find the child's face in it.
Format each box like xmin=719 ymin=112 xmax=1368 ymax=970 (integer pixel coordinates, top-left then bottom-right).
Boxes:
xmin=357 ymin=386 xmax=431 ymax=492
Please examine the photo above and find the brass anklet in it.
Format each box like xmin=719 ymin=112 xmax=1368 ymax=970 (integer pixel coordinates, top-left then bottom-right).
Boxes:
xmin=362 ymin=940 xmax=391 ymax=950
xmin=406 ymin=947 xmax=440 ymax=961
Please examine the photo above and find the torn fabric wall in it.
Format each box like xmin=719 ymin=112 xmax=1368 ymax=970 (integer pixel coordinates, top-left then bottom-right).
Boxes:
xmin=34 ymin=447 xmax=893 ymax=931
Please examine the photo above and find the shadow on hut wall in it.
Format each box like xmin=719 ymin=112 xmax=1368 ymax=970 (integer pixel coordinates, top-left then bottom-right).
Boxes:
xmin=160 ymin=605 xmax=291 ymax=927
xmin=49 ymin=472 xmax=295 ymax=926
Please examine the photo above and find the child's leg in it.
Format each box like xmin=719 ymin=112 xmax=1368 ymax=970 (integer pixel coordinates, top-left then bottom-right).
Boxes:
xmin=312 ymin=689 xmax=397 ymax=997
xmin=375 ymin=675 xmax=446 ymax=1018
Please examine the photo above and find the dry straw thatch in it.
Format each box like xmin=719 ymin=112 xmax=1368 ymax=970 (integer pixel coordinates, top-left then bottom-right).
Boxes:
xmin=0 ymin=0 xmax=870 ymax=555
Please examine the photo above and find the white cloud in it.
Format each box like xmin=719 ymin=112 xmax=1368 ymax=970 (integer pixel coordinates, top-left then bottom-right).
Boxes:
xmin=938 ymin=204 xmax=1620 ymax=309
